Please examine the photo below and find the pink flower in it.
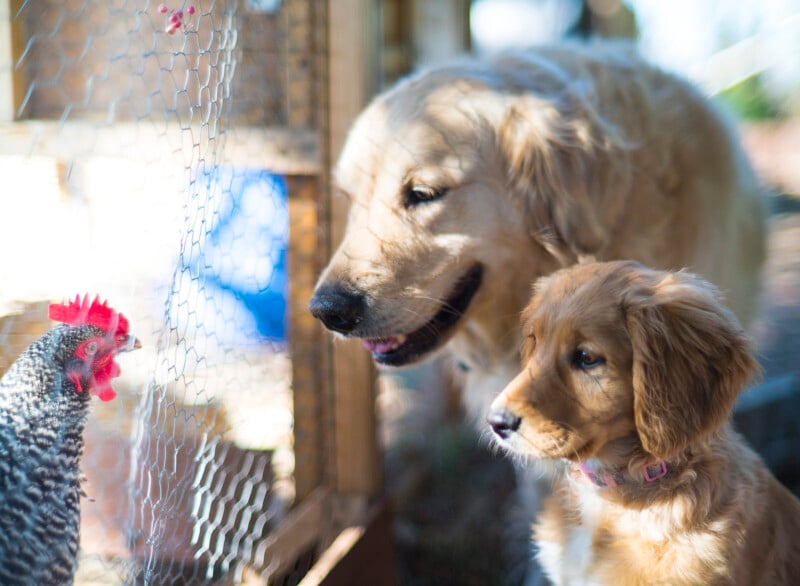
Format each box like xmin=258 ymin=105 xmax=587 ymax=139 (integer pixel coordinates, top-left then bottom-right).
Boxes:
xmin=186 ymin=5 xmax=196 ymax=15
xmin=157 ymin=3 xmax=168 ymax=14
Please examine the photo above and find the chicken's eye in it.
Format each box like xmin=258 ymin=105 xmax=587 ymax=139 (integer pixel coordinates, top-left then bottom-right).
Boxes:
xmin=85 ymin=342 xmax=98 ymax=356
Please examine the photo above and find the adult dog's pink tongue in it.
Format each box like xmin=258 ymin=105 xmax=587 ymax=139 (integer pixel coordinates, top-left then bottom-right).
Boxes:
xmin=362 ymin=335 xmax=406 ymax=353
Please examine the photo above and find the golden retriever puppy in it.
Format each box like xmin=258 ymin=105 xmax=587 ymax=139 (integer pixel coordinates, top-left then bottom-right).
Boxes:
xmin=489 ymin=261 xmax=800 ymax=586
xmin=309 ymin=42 xmax=765 ymax=424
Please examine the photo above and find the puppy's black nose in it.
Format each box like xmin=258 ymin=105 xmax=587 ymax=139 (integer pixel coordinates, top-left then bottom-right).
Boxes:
xmin=308 ymin=284 xmax=366 ymax=334
xmin=488 ymin=409 xmax=521 ymax=440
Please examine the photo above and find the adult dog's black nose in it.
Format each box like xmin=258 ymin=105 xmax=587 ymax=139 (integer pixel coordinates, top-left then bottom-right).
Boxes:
xmin=308 ymin=284 xmax=366 ymax=334
xmin=488 ymin=409 xmax=521 ymax=440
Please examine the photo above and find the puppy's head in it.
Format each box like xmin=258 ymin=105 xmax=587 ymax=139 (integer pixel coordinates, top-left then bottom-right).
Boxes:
xmin=489 ymin=261 xmax=758 ymax=463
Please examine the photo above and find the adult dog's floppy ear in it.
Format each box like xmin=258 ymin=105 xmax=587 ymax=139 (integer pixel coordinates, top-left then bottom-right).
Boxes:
xmin=624 ymin=270 xmax=759 ymax=460
xmin=498 ymin=94 xmax=631 ymax=260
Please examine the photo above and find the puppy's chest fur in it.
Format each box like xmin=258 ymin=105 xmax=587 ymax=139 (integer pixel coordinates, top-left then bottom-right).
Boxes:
xmin=536 ymin=484 xmax=730 ymax=586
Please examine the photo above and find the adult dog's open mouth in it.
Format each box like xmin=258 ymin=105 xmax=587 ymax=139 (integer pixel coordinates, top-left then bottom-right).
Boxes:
xmin=362 ymin=263 xmax=483 ymax=366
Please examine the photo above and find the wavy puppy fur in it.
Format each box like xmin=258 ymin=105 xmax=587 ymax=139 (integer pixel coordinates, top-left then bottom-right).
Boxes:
xmin=490 ymin=261 xmax=800 ymax=586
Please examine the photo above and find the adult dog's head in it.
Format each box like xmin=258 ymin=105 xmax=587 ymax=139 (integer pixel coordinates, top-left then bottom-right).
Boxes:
xmin=309 ymin=53 xmax=627 ymax=368
xmin=488 ymin=261 xmax=758 ymax=465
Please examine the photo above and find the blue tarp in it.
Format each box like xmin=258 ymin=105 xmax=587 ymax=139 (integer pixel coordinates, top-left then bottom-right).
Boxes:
xmin=190 ymin=166 xmax=289 ymax=343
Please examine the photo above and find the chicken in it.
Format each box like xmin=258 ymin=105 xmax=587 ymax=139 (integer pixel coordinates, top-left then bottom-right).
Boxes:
xmin=0 ymin=295 xmax=139 ymax=585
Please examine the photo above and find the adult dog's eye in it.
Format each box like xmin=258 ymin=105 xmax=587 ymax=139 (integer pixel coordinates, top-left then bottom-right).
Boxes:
xmin=404 ymin=184 xmax=447 ymax=207
xmin=572 ymin=349 xmax=604 ymax=369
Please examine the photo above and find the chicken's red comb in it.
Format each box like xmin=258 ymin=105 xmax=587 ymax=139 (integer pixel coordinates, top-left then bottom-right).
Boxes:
xmin=48 ymin=294 xmax=130 ymax=338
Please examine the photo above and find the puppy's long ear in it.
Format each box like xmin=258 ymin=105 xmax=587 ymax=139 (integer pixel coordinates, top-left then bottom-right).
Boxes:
xmin=624 ymin=271 xmax=759 ymax=459
xmin=498 ymin=94 xmax=631 ymax=260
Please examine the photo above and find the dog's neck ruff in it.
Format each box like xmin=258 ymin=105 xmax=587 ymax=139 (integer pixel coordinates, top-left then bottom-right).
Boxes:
xmin=572 ymin=460 xmax=668 ymax=488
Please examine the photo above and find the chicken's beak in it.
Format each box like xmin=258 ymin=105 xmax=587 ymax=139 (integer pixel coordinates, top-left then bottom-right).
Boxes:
xmin=119 ymin=335 xmax=142 ymax=352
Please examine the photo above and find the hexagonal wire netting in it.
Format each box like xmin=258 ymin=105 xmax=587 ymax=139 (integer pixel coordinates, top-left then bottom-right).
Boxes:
xmin=1 ymin=0 xmax=317 ymax=583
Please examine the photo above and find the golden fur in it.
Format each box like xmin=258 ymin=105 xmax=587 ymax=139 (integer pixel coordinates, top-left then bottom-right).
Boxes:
xmin=490 ymin=261 xmax=800 ymax=586
xmin=312 ymin=41 xmax=765 ymax=424
xmin=310 ymin=42 xmax=766 ymax=583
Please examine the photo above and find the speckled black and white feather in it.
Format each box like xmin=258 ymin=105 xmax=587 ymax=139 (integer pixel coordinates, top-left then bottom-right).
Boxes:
xmin=0 ymin=324 xmax=104 ymax=586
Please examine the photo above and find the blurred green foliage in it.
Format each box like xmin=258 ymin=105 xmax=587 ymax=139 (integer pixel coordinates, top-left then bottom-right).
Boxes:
xmin=716 ymin=74 xmax=784 ymax=121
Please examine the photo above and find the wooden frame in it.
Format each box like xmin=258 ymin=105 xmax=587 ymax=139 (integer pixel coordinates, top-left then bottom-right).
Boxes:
xmin=324 ymin=0 xmax=382 ymax=501
xmin=284 ymin=1 xmax=398 ymax=583
xmin=278 ymin=0 xmax=396 ymax=582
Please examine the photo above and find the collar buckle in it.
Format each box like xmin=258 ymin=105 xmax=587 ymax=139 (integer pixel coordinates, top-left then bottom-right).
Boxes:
xmin=643 ymin=461 xmax=668 ymax=482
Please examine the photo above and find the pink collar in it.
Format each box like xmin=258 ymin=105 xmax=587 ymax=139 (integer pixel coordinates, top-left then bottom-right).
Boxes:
xmin=575 ymin=461 xmax=668 ymax=488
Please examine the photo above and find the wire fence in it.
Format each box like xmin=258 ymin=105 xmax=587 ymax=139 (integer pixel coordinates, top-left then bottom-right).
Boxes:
xmin=1 ymin=0 xmax=314 ymax=583
xmin=3 ymin=2 xmax=800 ymax=585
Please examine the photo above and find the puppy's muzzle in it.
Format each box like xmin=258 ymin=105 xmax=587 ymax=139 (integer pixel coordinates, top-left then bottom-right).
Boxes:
xmin=488 ymin=408 xmax=521 ymax=440
xmin=308 ymin=284 xmax=366 ymax=334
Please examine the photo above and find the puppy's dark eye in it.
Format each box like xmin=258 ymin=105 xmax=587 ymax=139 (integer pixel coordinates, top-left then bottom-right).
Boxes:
xmin=572 ymin=349 xmax=604 ymax=369
xmin=404 ymin=184 xmax=447 ymax=207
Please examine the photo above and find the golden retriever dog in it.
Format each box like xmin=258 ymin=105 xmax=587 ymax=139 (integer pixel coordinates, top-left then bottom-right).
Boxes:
xmin=309 ymin=42 xmax=764 ymax=422
xmin=489 ymin=261 xmax=800 ymax=586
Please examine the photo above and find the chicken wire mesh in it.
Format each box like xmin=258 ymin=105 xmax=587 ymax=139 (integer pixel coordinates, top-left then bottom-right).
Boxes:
xmin=1 ymin=0 xmax=322 ymax=583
